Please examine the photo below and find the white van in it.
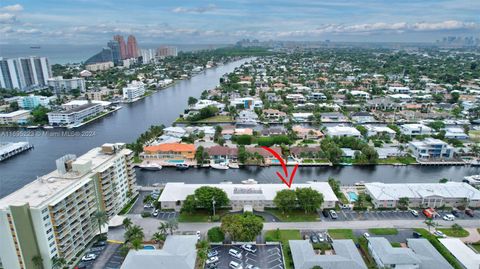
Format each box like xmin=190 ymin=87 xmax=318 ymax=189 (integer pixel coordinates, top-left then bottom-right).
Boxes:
xmin=228 ymin=248 xmax=242 ymax=259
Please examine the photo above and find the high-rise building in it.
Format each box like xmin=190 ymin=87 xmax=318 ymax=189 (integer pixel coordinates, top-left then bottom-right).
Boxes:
xmin=156 ymin=46 xmax=178 ymax=58
xmin=107 ymin=40 xmax=122 ymax=65
xmin=85 ymin=48 xmax=113 ymax=66
xmin=47 ymin=76 xmax=86 ymax=94
xmin=0 ymin=56 xmax=51 ymax=91
xmin=126 ymin=35 xmax=139 ymax=59
xmin=113 ymin=35 xmax=127 ymax=60
xmin=0 ymin=143 xmax=137 ymax=269
xmin=140 ymin=48 xmax=155 ymax=64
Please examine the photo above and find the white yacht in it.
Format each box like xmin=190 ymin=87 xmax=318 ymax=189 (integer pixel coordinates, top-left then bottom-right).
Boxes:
xmin=211 ymin=163 xmax=229 ymax=170
xmin=139 ymin=162 xmax=162 ymax=171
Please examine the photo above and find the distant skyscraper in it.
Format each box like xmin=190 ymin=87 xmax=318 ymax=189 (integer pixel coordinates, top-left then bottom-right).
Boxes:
xmin=0 ymin=56 xmax=51 ymax=91
xmin=84 ymin=47 xmax=113 ymax=65
xmin=114 ymin=35 xmax=127 ymax=59
xmin=156 ymin=46 xmax=178 ymax=58
xmin=126 ymin=35 xmax=139 ymax=59
xmin=107 ymin=40 xmax=121 ymax=65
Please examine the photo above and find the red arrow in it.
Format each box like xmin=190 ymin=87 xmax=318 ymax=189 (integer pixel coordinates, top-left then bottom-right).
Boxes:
xmin=261 ymin=146 xmax=299 ymax=188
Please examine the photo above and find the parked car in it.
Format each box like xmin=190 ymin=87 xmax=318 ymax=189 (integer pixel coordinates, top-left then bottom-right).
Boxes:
xmin=92 ymin=241 xmax=106 ymax=247
xmin=409 ymin=209 xmax=419 ymax=217
xmin=423 ymin=208 xmax=437 ymax=219
xmin=152 ymin=209 xmax=159 ymax=217
xmin=412 ymin=232 xmax=422 ymax=238
xmin=310 ymin=234 xmax=319 ymax=244
xmin=322 ymin=210 xmax=329 ymax=218
xmin=317 ymin=233 xmax=325 ymax=242
xmin=241 ymin=244 xmax=257 ymax=253
xmin=451 ymin=209 xmax=460 ymax=218
xmin=433 ymin=231 xmax=446 ymax=238
xmin=228 ymin=248 xmax=242 ymax=259
xmin=143 ymin=203 xmax=153 ymax=209
xmin=196 ymin=231 xmax=201 ymax=239
xmin=442 ymin=214 xmax=455 ymax=221
xmin=207 ymin=250 xmax=218 ymax=258
xmin=363 ymin=232 xmax=370 ymax=238
xmin=206 ymin=256 xmax=219 ymax=265
xmin=229 ymin=261 xmax=242 ymax=269
xmin=465 ymin=208 xmax=474 ymax=217
xmin=206 ymin=263 xmax=218 ymax=269
xmin=329 ymin=210 xmax=338 ymax=219
xmin=81 ymin=253 xmax=97 ymax=261
xmin=245 ymin=265 xmax=260 ymax=269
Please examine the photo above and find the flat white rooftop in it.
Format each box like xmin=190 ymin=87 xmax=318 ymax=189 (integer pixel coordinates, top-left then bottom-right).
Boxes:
xmin=160 ymin=181 xmax=338 ymax=202
xmin=439 ymin=238 xmax=480 ymax=269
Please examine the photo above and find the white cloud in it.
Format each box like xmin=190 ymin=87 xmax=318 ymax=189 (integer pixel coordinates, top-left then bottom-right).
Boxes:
xmin=0 ymin=13 xmax=16 ymax=24
xmin=1 ymin=4 xmax=23 ymax=12
xmin=172 ymin=4 xmax=216 ymax=14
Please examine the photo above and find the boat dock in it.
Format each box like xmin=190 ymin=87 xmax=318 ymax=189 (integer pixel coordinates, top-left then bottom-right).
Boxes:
xmin=0 ymin=142 xmax=34 ymax=162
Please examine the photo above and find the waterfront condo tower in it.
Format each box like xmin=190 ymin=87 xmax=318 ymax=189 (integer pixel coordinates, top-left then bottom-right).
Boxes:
xmin=113 ymin=35 xmax=127 ymax=60
xmin=0 ymin=143 xmax=138 ymax=269
xmin=126 ymin=35 xmax=139 ymax=59
xmin=0 ymin=56 xmax=51 ymax=92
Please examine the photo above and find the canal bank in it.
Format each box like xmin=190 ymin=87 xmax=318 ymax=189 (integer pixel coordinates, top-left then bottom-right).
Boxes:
xmin=135 ymin=165 xmax=479 ymax=186
xmin=0 ymin=58 xmax=254 ymax=198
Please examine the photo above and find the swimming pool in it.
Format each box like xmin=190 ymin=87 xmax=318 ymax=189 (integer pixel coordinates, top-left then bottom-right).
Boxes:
xmin=167 ymin=160 xmax=185 ymax=164
xmin=348 ymin=192 xmax=358 ymax=202
xmin=143 ymin=245 xmax=155 ymax=250
xmin=271 ymin=157 xmax=295 ymax=164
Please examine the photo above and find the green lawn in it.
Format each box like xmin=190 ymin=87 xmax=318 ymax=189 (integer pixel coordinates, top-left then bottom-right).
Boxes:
xmin=265 ymin=209 xmax=319 ymax=222
xmin=327 ymin=229 xmax=357 ymax=242
xmin=368 ymin=228 xmax=399 ymax=235
xmin=414 ymin=228 xmax=464 ymax=269
xmin=437 ymin=228 xmax=470 ymax=238
xmin=196 ymin=115 xmax=234 ymax=123
xmin=264 ymin=229 xmax=301 ymax=269
xmin=178 ymin=209 xmax=227 ymax=222
xmin=472 ymin=243 xmax=480 ymax=252
xmin=377 ymin=156 xmax=417 ymax=164
xmin=391 ymin=242 xmax=402 ymax=247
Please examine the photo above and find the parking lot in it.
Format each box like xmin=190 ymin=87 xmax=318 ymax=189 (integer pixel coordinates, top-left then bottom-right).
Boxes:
xmin=320 ymin=208 xmax=480 ymax=222
xmin=206 ymin=244 xmax=284 ymax=269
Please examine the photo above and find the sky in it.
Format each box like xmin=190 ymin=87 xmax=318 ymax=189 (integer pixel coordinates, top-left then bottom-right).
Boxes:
xmin=0 ymin=0 xmax=479 ymax=45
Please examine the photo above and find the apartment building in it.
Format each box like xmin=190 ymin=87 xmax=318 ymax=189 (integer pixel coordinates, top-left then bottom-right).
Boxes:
xmin=47 ymin=76 xmax=86 ymax=94
xmin=122 ymin=81 xmax=145 ymax=102
xmin=47 ymin=103 xmax=104 ymax=127
xmin=17 ymin=95 xmax=57 ymax=110
xmin=142 ymin=143 xmax=196 ymax=161
xmin=0 ymin=110 xmax=31 ymax=125
xmin=0 ymin=56 xmax=51 ymax=91
xmin=0 ymin=143 xmax=137 ymax=269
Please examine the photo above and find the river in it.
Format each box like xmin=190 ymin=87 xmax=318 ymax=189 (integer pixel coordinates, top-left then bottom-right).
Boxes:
xmin=0 ymin=58 xmax=478 ymax=198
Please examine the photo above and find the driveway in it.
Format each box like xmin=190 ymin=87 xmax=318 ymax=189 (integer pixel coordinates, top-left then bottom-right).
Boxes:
xmin=91 ymin=243 xmax=121 ymax=269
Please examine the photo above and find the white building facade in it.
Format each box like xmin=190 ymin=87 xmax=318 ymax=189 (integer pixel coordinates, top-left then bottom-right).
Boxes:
xmin=47 ymin=76 xmax=86 ymax=94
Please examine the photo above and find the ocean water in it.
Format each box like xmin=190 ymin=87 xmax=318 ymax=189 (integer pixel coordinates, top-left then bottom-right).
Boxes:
xmin=0 ymin=43 xmax=228 ymax=64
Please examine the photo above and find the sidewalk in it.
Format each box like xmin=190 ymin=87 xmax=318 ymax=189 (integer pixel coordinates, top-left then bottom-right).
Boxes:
xmin=461 ymin=228 xmax=480 ymax=243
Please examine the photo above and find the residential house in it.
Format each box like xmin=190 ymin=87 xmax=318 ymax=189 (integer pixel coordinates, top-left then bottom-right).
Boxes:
xmin=320 ymin=112 xmax=349 ymax=122
xmin=261 ymin=127 xmax=287 ymax=136
xmin=365 ymin=125 xmax=396 ymax=139
xmin=350 ymin=90 xmax=370 ymax=99
xmin=292 ymin=125 xmax=324 ymax=140
xmin=206 ymin=146 xmax=238 ymax=162
xmin=308 ymin=92 xmax=327 ymax=101
xmin=439 ymin=238 xmax=480 ymax=269
xmin=263 ymin=109 xmax=287 ymax=121
xmin=326 ymin=126 xmax=362 ymax=138
xmin=236 ymin=110 xmax=259 ymax=125
xmin=292 ymin=112 xmax=313 ymax=122
xmin=444 ymin=128 xmax=469 ymax=140
xmin=190 ymin=99 xmax=225 ymax=111
xmin=163 ymin=127 xmax=187 ymax=138
xmin=230 ymin=97 xmax=263 ymax=109
xmin=368 ymin=237 xmax=421 ymax=269
xmin=409 ymin=138 xmax=454 ymax=160
xmin=350 ymin=112 xmax=376 ymax=123
xmin=286 ymin=94 xmax=306 ymax=103
xmin=400 ymin=124 xmax=433 ymax=136
xmin=290 ymin=146 xmax=321 ymax=158
xmin=142 ymin=143 xmax=195 ymax=161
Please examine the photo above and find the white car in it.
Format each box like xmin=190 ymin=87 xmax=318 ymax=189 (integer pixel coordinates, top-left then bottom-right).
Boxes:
xmin=433 ymin=231 xmax=446 ymax=238
xmin=241 ymin=244 xmax=257 ymax=253
xmin=229 ymin=248 xmax=242 ymax=259
xmin=363 ymin=232 xmax=370 ymax=238
xmin=409 ymin=209 xmax=419 ymax=217
xmin=81 ymin=253 xmax=97 ymax=261
xmin=196 ymin=230 xmax=201 ymax=239
xmin=152 ymin=209 xmax=159 ymax=217
xmin=442 ymin=214 xmax=455 ymax=221
xmin=229 ymin=261 xmax=243 ymax=269
xmin=206 ymin=256 xmax=219 ymax=265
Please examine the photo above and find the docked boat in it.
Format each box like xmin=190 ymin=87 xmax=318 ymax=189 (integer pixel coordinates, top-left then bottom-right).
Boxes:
xmin=211 ymin=163 xmax=229 ymax=170
xmin=175 ymin=163 xmax=189 ymax=170
xmin=241 ymin=178 xmax=258 ymax=184
xmin=463 ymin=175 xmax=480 ymax=186
xmin=228 ymin=162 xmax=240 ymax=169
xmin=26 ymin=125 xmax=39 ymax=129
xmin=43 ymin=126 xmax=54 ymax=129
xmin=139 ymin=162 xmax=162 ymax=171
xmin=470 ymin=159 xmax=480 ymax=166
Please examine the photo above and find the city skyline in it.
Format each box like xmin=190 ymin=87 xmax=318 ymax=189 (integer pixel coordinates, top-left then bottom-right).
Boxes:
xmin=0 ymin=0 xmax=478 ymax=44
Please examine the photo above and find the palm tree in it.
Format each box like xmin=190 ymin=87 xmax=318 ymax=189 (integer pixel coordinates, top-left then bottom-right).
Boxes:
xmin=151 ymin=232 xmax=166 ymax=247
xmin=167 ymin=218 xmax=178 ymax=235
xmin=92 ymin=211 xmax=109 ymax=235
xmin=125 ymin=225 xmax=144 ymax=242
xmin=122 ymin=217 xmax=132 ymax=230
xmin=31 ymin=255 xmax=43 ymax=269
xmin=158 ymin=222 xmax=168 ymax=236
xmin=130 ymin=238 xmax=143 ymax=251
xmin=51 ymin=256 xmax=66 ymax=269
xmin=424 ymin=219 xmax=437 ymax=232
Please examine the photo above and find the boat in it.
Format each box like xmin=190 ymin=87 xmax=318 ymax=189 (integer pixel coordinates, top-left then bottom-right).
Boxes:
xmin=43 ymin=126 xmax=54 ymax=129
xmin=228 ymin=162 xmax=240 ymax=169
xmin=30 ymin=46 xmax=41 ymax=49
xmin=463 ymin=175 xmax=480 ymax=186
xmin=138 ymin=162 xmax=162 ymax=171
xmin=211 ymin=163 xmax=229 ymax=170
xmin=470 ymin=159 xmax=480 ymax=166
xmin=175 ymin=163 xmax=189 ymax=170
xmin=241 ymin=178 xmax=258 ymax=184
xmin=26 ymin=125 xmax=39 ymax=129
